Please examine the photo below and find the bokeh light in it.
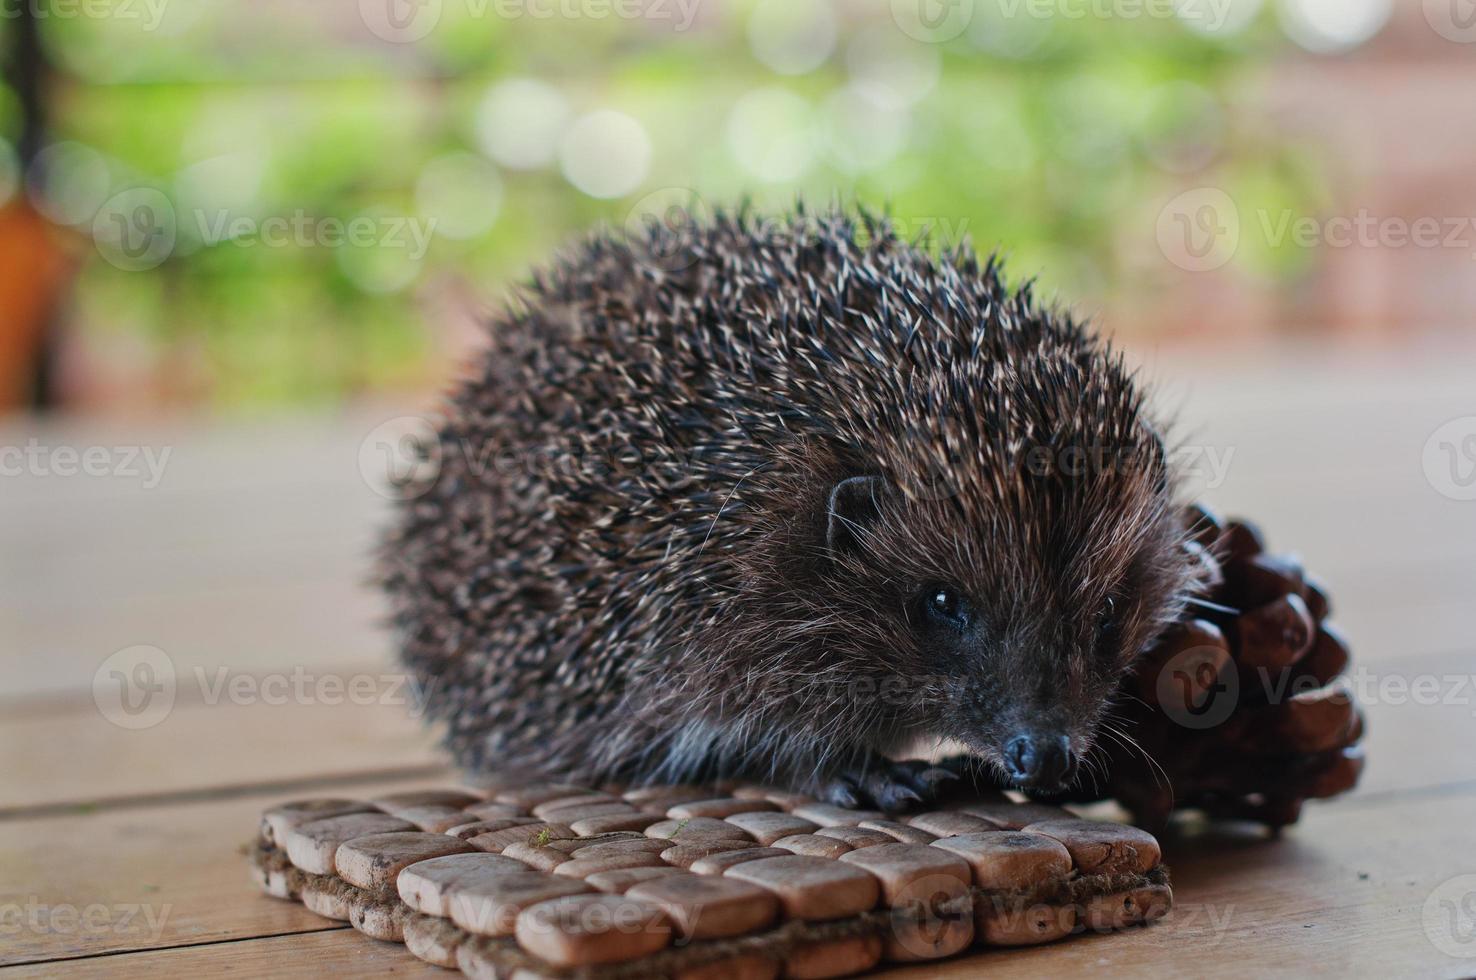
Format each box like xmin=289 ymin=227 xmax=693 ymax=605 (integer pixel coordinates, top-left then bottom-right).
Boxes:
xmin=727 ymin=88 xmax=816 ymax=183
xmin=415 ymin=153 xmax=503 ymax=241
xmin=475 ymin=79 xmax=571 ymax=171
xmin=1278 ymin=0 xmax=1391 ymax=53
xmin=558 ymin=111 xmax=651 ymax=199
xmin=748 ymin=0 xmax=837 ymax=75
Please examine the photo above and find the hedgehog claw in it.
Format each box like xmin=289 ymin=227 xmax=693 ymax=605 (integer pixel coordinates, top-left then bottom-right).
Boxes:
xmin=823 ymin=758 xmax=959 ymax=813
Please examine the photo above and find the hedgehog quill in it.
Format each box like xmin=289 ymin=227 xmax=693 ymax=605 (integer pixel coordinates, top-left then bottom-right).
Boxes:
xmin=382 ymin=209 xmax=1201 ymax=811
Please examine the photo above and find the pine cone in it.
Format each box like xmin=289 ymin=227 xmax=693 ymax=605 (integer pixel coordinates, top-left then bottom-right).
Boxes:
xmin=1094 ymin=503 xmax=1365 ymax=830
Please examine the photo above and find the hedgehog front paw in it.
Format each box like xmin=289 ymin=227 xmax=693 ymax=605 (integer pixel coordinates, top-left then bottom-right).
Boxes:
xmin=822 ymin=757 xmax=960 ymax=813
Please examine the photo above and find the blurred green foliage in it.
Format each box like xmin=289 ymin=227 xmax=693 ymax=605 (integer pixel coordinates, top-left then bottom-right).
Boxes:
xmin=1 ymin=0 xmax=1317 ymax=408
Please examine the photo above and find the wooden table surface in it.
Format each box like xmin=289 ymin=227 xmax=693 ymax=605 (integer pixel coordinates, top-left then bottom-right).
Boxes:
xmin=4 ymin=343 xmax=1476 ymax=978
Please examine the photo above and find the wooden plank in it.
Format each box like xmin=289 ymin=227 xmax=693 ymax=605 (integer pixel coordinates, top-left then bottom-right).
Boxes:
xmin=0 ymin=693 xmax=443 ymax=813
xmin=0 ymin=775 xmax=458 ymax=966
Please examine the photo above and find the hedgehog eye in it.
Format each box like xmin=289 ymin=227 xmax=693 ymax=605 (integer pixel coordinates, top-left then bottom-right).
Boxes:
xmin=917 ymin=585 xmax=972 ymax=630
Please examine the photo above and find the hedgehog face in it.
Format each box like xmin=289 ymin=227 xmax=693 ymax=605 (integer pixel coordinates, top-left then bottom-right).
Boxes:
xmin=822 ymin=451 xmax=1190 ymax=795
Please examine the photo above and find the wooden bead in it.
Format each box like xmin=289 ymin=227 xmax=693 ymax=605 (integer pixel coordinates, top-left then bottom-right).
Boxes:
xmin=790 ymin=803 xmax=885 ymax=827
xmin=574 ymin=837 xmax=674 ymax=858
xmin=570 ymin=812 xmax=666 ymax=836
xmin=905 ymin=811 xmax=998 ymax=837
xmin=1022 ymin=819 xmax=1161 ymax=875
xmin=725 ymin=812 xmax=821 ymax=845
xmin=783 ymin=935 xmax=882 ymax=979
xmin=1082 ymin=884 xmax=1173 ymax=931
xmin=660 ymin=841 xmax=755 ymax=868
xmin=771 ymin=834 xmax=853 ymax=859
xmin=502 ymin=842 xmax=573 ymax=872
xmin=335 ymin=831 xmax=474 ymax=889
xmin=976 ymin=895 xmax=1076 ymax=945
xmin=544 ymin=832 xmax=644 ymax=854
xmin=726 ymin=855 xmax=880 ymax=921
xmin=585 ymin=866 xmax=690 ymax=894
xmin=260 ymin=798 xmax=373 ymax=847
xmin=813 ymin=826 xmax=896 ymax=849
xmin=444 ymin=818 xmax=541 ymax=839
xmin=838 ymin=843 xmax=970 ymax=908
xmin=732 ymin=786 xmax=817 ymax=811
xmin=300 ymin=881 xmax=351 ymax=921
xmin=645 ymin=817 xmax=754 ymax=843
xmin=514 ymin=893 xmax=672 ymax=967
xmin=945 ymin=801 xmax=1070 ymax=830
xmin=403 ymin=912 xmax=462 ymax=967
xmin=461 ymin=801 xmax=528 ymax=821
xmin=348 ymin=898 xmax=401 ymax=941
xmin=397 ymin=852 xmax=530 ymax=915
xmin=885 ymin=903 xmax=974 ymax=962
xmin=628 ymin=873 xmax=780 ymax=939
xmin=621 ymin=786 xmax=716 ymax=810
xmin=536 ymin=801 xmax=637 ymax=825
xmin=447 ymin=870 xmax=593 ymax=937
xmin=492 ymin=783 xmax=589 ymax=809
xmin=930 ymin=832 xmax=1071 ymax=890
xmin=857 ymin=819 xmax=937 ymax=844
xmin=689 ymin=848 xmax=793 ymax=875
xmin=675 ymin=954 xmax=780 ymax=980
xmin=553 ymin=852 xmax=665 ymax=879
xmin=466 ymin=823 xmax=574 ymax=853
xmin=530 ymin=792 xmax=621 ymax=816
xmin=284 ymin=812 xmax=415 ymax=875
xmin=395 ymin=805 xmax=480 ymax=833
xmin=668 ymin=797 xmax=781 ymax=819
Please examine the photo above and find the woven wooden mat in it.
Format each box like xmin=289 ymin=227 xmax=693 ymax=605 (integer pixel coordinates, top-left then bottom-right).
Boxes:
xmin=249 ymin=780 xmax=1171 ymax=978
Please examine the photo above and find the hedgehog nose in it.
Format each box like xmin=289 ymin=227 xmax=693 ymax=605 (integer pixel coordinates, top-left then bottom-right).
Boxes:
xmin=1004 ymin=733 xmax=1075 ymax=789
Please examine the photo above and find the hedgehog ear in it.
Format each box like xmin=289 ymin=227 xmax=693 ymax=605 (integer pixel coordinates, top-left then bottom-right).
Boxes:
xmin=826 ymin=475 xmax=886 ymax=557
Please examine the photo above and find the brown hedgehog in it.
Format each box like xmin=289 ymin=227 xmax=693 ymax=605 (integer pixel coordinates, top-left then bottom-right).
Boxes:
xmin=381 ymin=208 xmax=1198 ymax=811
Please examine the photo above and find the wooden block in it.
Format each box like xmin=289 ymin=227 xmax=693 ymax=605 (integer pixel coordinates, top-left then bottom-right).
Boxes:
xmin=553 ymin=852 xmax=665 ymax=879
xmin=260 ymin=798 xmax=373 ymax=846
xmin=444 ymin=818 xmax=541 ymax=839
xmin=466 ymin=823 xmax=575 ymax=853
xmin=675 ymin=954 xmax=780 ymax=980
xmin=544 ymin=832 xmax=645 ymax=854
xmin=689 ymin=847 xmax=792 ymax=875
xmin=667 ymin=797 xmax=780 ymax=819
xmin=530 ymin=792 xmax=621 ymax=818
xmin=771 ymin=834 xmax=853 ymax=859
xmin=515 ymin=893 xmax=672 ymax=967
xmin=447 ymin=871 xmax=594 ymax=937
xmin=661 ymin=841 xmax=755 ymax=868
xmin=462 ymin=801 xmax=528 ymax=821
xmin=403 ymin=912 xmax=463 ymax=967
xmin=621 ymin=786 xmax=717 ymax=809
xmin=628 ymin=873 xmax=780 ymax=939
xmin=858 ymin=819 xmax=937 ymax=844
xmin=905 ymin=811 xmax=999 ymax=837
xmin=1022 ymin=819 xmax=1161 ymax=875
xmin=784 ymin=935 xmax=883 ymax=979
xmin=947 ymin=801 xmax=1071 ymax=830
xmin=301 ymin=881 xmax=351 ymax=921
xmin=371 ymin=788 xmax=482 ymax=813
xmin=395 ymin=805 xmax=479 ymax=833
xmin=930 ymin=832 xmax=1072 ymax=890
xmin=726 ymin=855 xmax=880 ymax=921
xmin=335 ymin=831 xmax=475 ymax=890
xmin=790 ymin=803 xmax=884 ymax=827
xmin=733 ymin=786 xmax=816 ymax=811
xmin=813 ymin=826 xmax=895 ymax=849
xmin=535 ymin=801 xmax=634 ymax=824
xmin=976 ymin=896 xmax=1076 ymax=945
xmin=574 ymin=837 xmax=674 ymax=858
xmin=570 ymin=812 xmax=666 ymax=835
xmin=397 ymin=852 xmax=531 ymax=915
xmin=725 ymin=812 xmax=821 ymax=845
xmin=284 ymin=812 xmax=415 ymax=875
xmin=493 ymin=784 xmax=589 ymax=809
xmin=885 ymin=903 xmax=975 ymax=962
xmin=645 ymin=817 xmax=754 ymax=843
xmin=1082 ymin=884 xmax=1173 ymax=931
xmin=502 ymin=842 xmax=573 ymax=872
xmin=838 ymin=843 xmax=970 ymax=908
xmin=585 ymin=866 xmax=691 ymax=894
xmin=348 ymin=897 xmax=402 ymax=942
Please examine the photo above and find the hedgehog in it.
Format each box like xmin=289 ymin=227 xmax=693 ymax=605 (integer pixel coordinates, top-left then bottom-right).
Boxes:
xmin=381 ymin=207 xmax=1198 ymax=811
